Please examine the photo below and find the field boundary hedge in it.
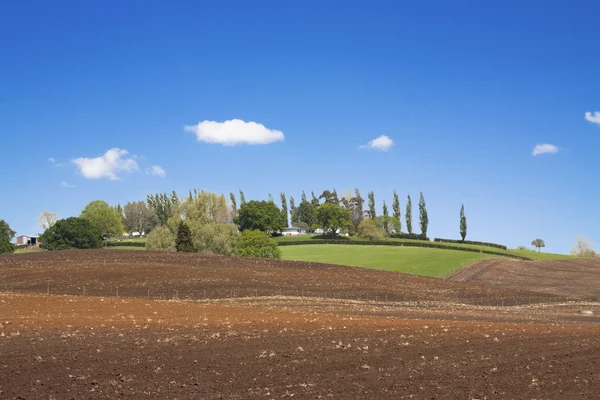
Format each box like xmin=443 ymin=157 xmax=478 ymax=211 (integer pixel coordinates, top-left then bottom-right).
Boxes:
xmin=104 ymin=241 xmax=146 ymax=248
xmin=277 ymin=240 xmax=531 ymax=261
xmin=433 ymin=238 xmax=507 ymax=250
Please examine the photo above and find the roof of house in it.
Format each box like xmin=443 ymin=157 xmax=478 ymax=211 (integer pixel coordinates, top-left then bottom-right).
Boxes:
xmin=282 ymin=227 xmax=308 ymax=231
xmin=17 ymin=235 xmax=39 ymax=239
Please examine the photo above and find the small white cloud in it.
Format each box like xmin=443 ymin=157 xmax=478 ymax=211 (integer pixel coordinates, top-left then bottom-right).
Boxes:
xmin=361 ymin=135 xmax=394 ymax=152
xmin=72 ymin=148 xmax=139 ymax=180
xmin=60 ymin=181 xmax=75 ymax=188
xmin=184 ymin=119 xmax=284 ymax=146
xmin=585 ymin=111 xmax=600 ymax=125
xmin=48 ymin=157 xmax=56 ymax=163
xmin=532 ymin=143 xmax=560 ymax=156
xmin=150 ymin=165 xmax=166 ymax=177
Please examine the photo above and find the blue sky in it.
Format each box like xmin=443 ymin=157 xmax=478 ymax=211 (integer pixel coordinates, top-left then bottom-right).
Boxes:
xmin=1 ymin=0 xmax=599 ymax=254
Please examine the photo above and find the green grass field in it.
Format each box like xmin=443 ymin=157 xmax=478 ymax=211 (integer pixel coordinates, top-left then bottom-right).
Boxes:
xmin=13 ymin=248 xmax=44 ymax=254
xmin=280 ymin=244 xmax=506 ymax=278
xmin=510 ymin=249 xmax=574 ymax=260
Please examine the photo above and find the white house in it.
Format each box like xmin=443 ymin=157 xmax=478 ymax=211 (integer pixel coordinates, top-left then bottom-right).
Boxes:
xmin=313 ymin=228 xmax=349 ymax=236
xmin=281 ymin=227 xmax=309 ymax=236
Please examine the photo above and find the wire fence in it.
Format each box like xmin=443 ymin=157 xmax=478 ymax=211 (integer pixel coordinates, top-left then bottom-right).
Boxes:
xmin=0 ymin=284 xmax=568 ymax=307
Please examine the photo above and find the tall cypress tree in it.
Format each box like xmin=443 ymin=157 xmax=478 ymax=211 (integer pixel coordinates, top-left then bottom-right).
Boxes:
xmin=419 ymin=192 xmax=428 ymax=238
xmin=382 ymin=200 xmax=389 ymax=234
xmin=289 ymin=196 xmax=297 ymax=224
xmin=406 ymin=195 xmax=413 ymax=234
xmin=368 ymin=191 xmax=376 ymax=218
xmin=392 ymin=190 xmax=401 ymax=232
xmin=175 ymin=221 xmax=194 ymax=252
xmin=239 ymin=189 xmax=246 ymax=206
xmin=460 ymin=204 xmax=467 ymax=241
xmin=229 ymin=192 xmax=237 ymax=212
xmin=280 ymin=192 xmax=289 ymax=227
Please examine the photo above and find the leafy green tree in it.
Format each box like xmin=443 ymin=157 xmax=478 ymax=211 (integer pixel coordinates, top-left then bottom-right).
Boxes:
xmin=239 ymin=189 xmax=246 ymax=206
xmin=81 ymin=200 xmax=124 ymax=238
xmin=392 ymin=190 xmax=401 ymax=233
xmin=145 ymin=226 xmax=176 ymax=251
xmin=301 ymin=191 xmax=308 ymax=203
xmin=367 ymin=191 xmax=376 ymax=218
xmin=280 ymin=192 xmax=289 ymax=227
xmin=114 ymin=203 xmax=124 ymax=225
xmin=382 ymin=201 xmax=389 ymax=234
xmin=147 ymin=192 xmax=177 ymax=225
xmin=419 ymin=192 xmax=429 ymax=237
xmin=123 ymin=201 xmax=159 ymax=234
xmin=289 ymin=196 xmax=297 ymax=224
xmin=319 ymin=189 xmax=339 ymax=204
xmin=375 ymin=215 xmax=400 ymax=240
xmin=531 ymin=238 xmax=545 ymax=252
xmin=315 ymin=202 xmax=353 ymax=236
xmin=310 ymin=191 xmax=320 ymax=208
xmin=0 ymin=219 xmax=16 ymax=254
xmin=40 ymin=217 xmax=103 ymax=250
xmin=460 ymin=204 xmax=467 ymax=241
xmin=292 ymin=199 xmax=317 ymax=229
xmin=406 ymin=195 xmax=413 ymax=234
xmin=175 ymin=221 xmax=194 ymax=252
xmin=346 ymin=188 xmax=364 ymax=232
xmin=236 ymin=230 xmax=281 ymax=259
xmin=294 ymin=221 xmax=310 ymax=230
xmin=235 ymin=200 xmax=286 ymax=233
xmin=357 ymin=219 xmax=383 ymax=241
xmin=229 ymin=192 xmax=237 ymax=220
xmin=186 ymin=221 xmax=239 ymax=255
xmin=181 ymin=190 xmax=230 ymax=225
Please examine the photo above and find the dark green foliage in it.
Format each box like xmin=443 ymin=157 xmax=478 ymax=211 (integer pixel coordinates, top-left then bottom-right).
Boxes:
xmin=40 ymin=217 xmax=103 ymax=250
xmin=460 ymin=204 xmax=467 ymax=241
xmin=301 ymin=191 xmax=308 ymax=203
xmin=319 ymin=189 xmax=339 ymax=204
xmin=392 ymin=190 xmax=401 ymax=233
xmin=310 ymin=191 xmax=320 ymax=208
xmin=390 ymin=232 xmax=429 ymax=241
xmin=239 ymin=189 xmax=246 ymax=206
xmin=367 ymin=191 xmax=376 ymax=218
xmin=406 ymin=195 xmax=413 ymax=234
xmin=293 ymin=221 xmax=311 ymax=230
xmin=0 ymin=219 xmax=16 ymax=254
xmin=105 ymin=241 xmax=146 ymax=248
xmin=229 ymin=192 xmax=237 ymax=211
xmin=433 ymin=238 xmax=507 ymax=250
xmin=175 ymin=221 xmax=194 ymax=252
xmin=291 ymin=200 xmax=317 ymax=228
xmin=277 ymin=240 xmax=530 ymax=260
xmin=419 ymin=192 xmax=428 ymax=237
xmin=235 ymin=200 xmax=286 ymax=233
xmin=315 ymin=202 xmax=353 ymax=235
xmin=237 ymin=230 xmax=281 ymax=259
xmin=147 ymin=192 xmax=178 ymax=225
xmin=280 ymin=192 xmax=289 ymax=227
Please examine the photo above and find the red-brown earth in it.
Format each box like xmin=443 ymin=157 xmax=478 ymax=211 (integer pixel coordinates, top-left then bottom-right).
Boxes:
xmin=1 ymin=250 xmax=599 ymax=399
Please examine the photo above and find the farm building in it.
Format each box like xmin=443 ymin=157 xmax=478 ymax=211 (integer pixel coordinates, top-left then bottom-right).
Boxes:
xmin=281 ymin=227 xmax=309 ymax=236
xmin=16 ymin=235 xmax=39 ymax=247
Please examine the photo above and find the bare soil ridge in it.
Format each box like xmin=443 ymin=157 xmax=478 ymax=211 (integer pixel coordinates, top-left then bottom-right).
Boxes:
xmin=447 ymin=257 xmax=600 ymax=299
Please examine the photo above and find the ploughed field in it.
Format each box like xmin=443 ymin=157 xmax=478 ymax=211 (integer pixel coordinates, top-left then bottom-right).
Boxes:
xmin=447 ymin=257 xmax=600 ymax=300
xmin=1 ymin=250 xmax=600 ymax=399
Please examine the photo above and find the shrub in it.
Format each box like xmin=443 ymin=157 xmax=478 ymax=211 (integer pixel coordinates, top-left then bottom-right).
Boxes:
xmin=357 ymin=219 xmax=384 ymax=241
xmin=433 ymin=238 xmax=507 ymax=250
xmin=40 ymin=217 xmax=103 ymax=250
xmin=237 ymin=230 xmax=281 ymax=259
xmin=145 ymin=226 xmax=176 ymax=251
xmin=175 ymin=221 xmax=194 ymax=252
xmin=188 ymin=222 xmax=239 ymax=256
xmin=390 ymin=232 xmax=430 ymax=241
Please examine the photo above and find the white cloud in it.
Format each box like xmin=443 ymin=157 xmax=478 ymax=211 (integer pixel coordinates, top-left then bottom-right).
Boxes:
xmin=361 ymin=135 xmax=394 ymax=151
xmin=585 ymin=111 xmax=600 ymax=125
xmin=48 ymin=157 xmax=56 ymax=163
xmin=184 ymin=119 xmax=284 ymax=146
xmin=150 ymin=165 xmax=166 ymax=177
xmin=532 ymin=143 xmax=560 ymax=156
xmin=72 ymin=148 xmax=139 ymax=180
xmin=60 ymin=181 xmax=75 ymax=188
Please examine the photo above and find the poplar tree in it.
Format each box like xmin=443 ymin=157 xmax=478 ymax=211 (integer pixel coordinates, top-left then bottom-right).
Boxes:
xmin=460 ymin=204 xmax=467 ymax=241
xmin=280 ymin=192 xmax=289 ymax=227
xmin=367 ymin=191 xmax=376 ymax=218
xmin=392 ymin=190 xmax=401 ymax=232
xmin=419 ymin=192 xmax=428 ymax=238
xmin=406 ymin=195 xmax=413 ymax=234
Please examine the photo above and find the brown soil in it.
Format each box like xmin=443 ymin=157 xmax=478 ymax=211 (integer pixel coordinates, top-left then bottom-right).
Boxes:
xmin=1 ymin=250 xmax=600 ymax=399
xmin=0 ymin=250 xmax=562 ymax=306
xmin=446 ymin=257 xmax=600 ymax=299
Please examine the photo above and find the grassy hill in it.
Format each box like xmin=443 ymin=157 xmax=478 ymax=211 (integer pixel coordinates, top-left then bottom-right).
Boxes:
xmin=280 ymin=244 xmax=506 ymax=277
